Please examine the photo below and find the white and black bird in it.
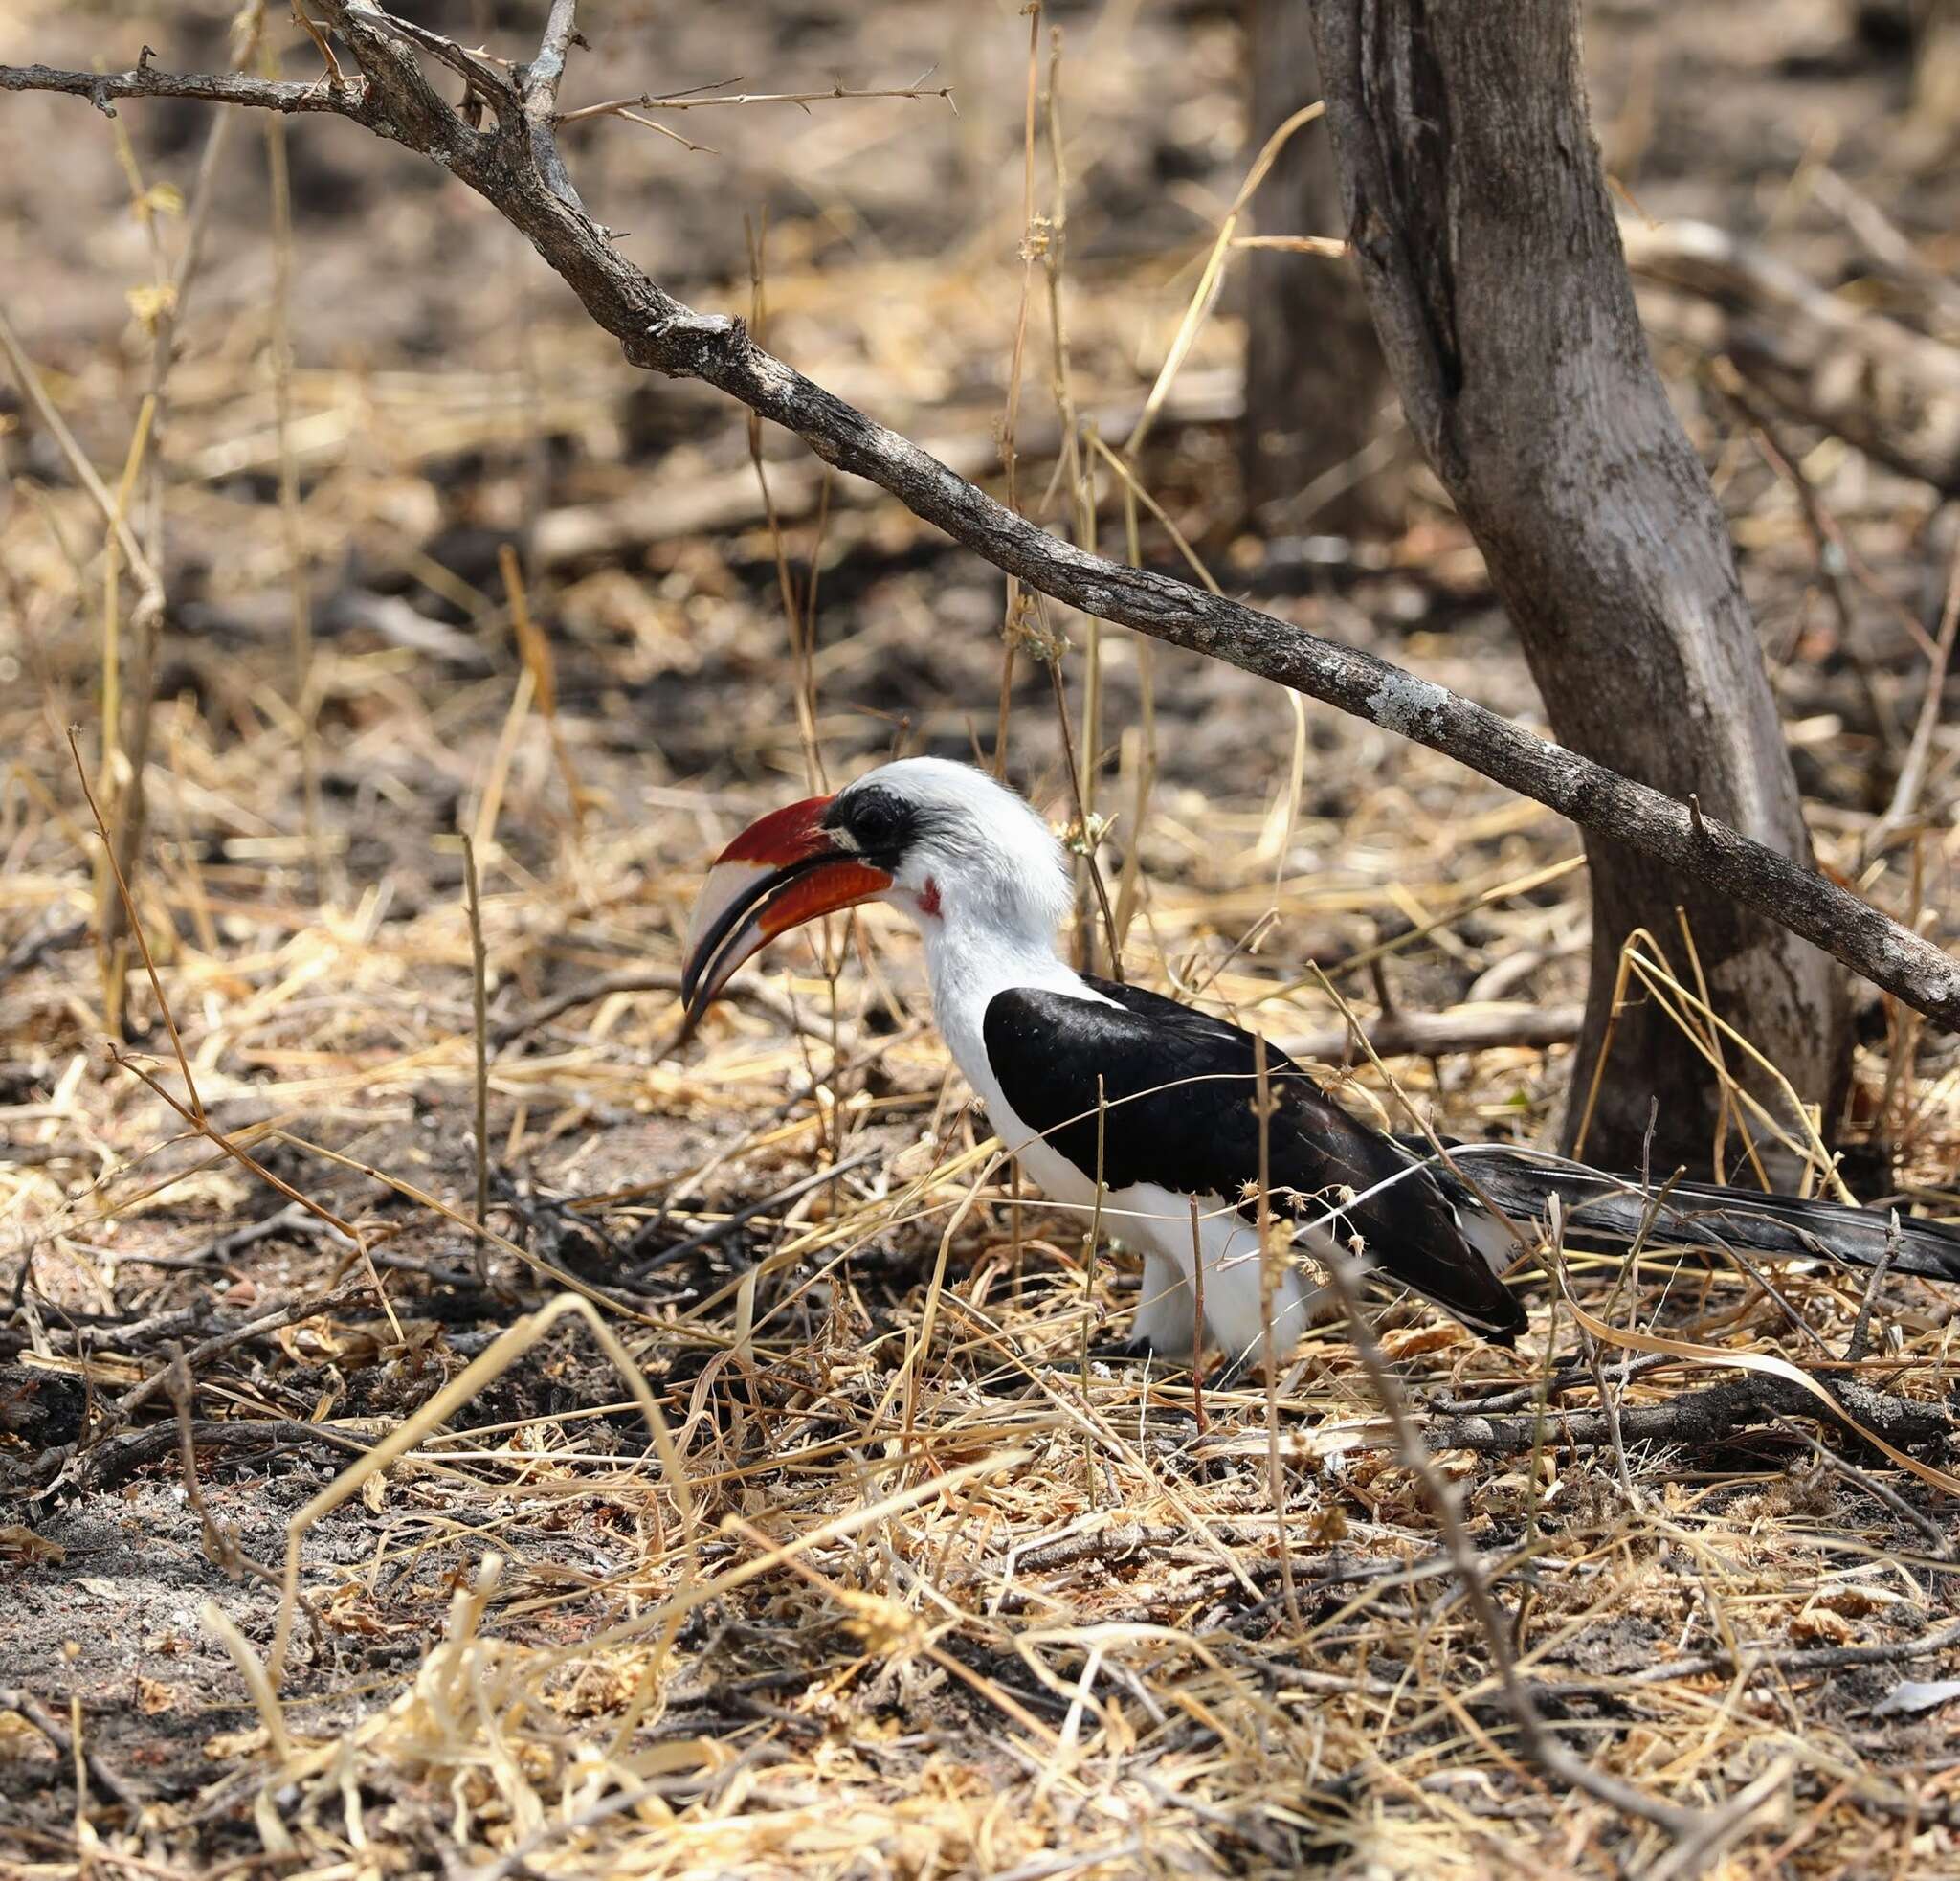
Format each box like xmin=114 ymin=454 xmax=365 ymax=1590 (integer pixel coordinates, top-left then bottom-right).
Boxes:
xmin=679 ymin=758 xmax=1960 ymax=1361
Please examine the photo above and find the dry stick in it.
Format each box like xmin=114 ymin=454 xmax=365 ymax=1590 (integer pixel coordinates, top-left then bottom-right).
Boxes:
xmin=461 ymin=833 xmax=492 ymax=1270
xmin=554 ymin=78 xmax=954 ymax=123
xmin=1843 ymin=1212 xmax=1902 ymax=1367
xmin=1726 ymin=388 xmax=1898 ymax=759
xmin=263 ymin=56 xmax=326 ymax=895
xmin=85 ymin=1282 xmax=368 ymax=1445
xmin=100 ymin=113 xmax=163 ymax=1014
xmin=1417 ymin=1371 xmax=1951 ymax=1466
xmin=66 ymin=729 xmax=201 ymax=1122
xmin=94 ymin=403 xmax=155 ymax=1032
xmin=114 ymin=5 xmax=270 ymax=971
xmin=0 ymin=309 xmax=164 ymax=636
xmin=1 ymin=324 xmax=165 ymax=998
xmin=1124 ymin=99 xmax=1325 ymax=460
xmin=1042 ymin=25 xmax=1102 ymax=871
xmin=6 ymin=32 xmax=1959 ymax=1035
xmin=1864 ymin=538 xmax=1960 ymax=870
xmin=1186 ymin=1197 xmax=1207 ymax=1435
xmin=1080 ymin=1074 xmax=1105 ymax=1498
xmin=501 ymin=541 xmax=584 ymax=831
xmin=1713 ymin=360 xmax=1941 ymax=670
xmin=291 ymin=0 xmax=346 ymax=88
xmin=993 ymin=2 xmax=1043 ymax=783
xmin=1672 ymin=903 xmax=1754 ymax=1190
xmin=1317 ymin=1246 xmax=1703 ymax=1839
xmin=1110 ymin=481 xmax=1157 ymax=960
xmin=1811 ymin=166 xmax=1960 ymax=329
xmin=1252 ymin=1032 xmax=1301 ymax=1633
xmin=1 ymin=301 xmax=167 ymax=1024
xmin=741 ymin=214 xmax=847 ymax=1148
xmin=1781 ymin=1420 xmax=1952 ymax=1560
xmin=1281 ymin=1001 xmax=1583 ymax=1065
xmin=741 ymin=213 xmax=824 ymax=795
xmin=523 ymin=0 xmax=581 ymax=118
xmin=1042 ymin=641 xmax=1125 ymax=978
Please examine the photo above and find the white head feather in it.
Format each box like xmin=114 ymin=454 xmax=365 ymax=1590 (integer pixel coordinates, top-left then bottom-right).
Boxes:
xmin=834 ymin=757 xmax=1073 ymax=949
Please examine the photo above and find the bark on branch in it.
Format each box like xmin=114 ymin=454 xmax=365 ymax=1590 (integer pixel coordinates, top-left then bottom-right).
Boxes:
xmin=4 ymin=17 xmax=1958 ymax=1041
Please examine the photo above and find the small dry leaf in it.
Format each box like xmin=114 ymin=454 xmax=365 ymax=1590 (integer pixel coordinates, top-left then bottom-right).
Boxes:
xmin=0 ymin=1524 xmax=65 ymax=1566
xmin=278 ymin=1316 xmax=441 ymax=1369
xmin=1378 ymin=1323 xmax=1468 ymax=1362
xmin=204 ymin=1725 xmax=270 ymax=1760
xmin=1874 ymin=1678 xmax=1960 ymax=1718
xmin=135 ymin=1675 xmax=176 ymax=1716
xmin=1810 ymin=1583 xmax=1891 ymax=1620
xmin=0 ymin=1711 xmax=54 ymax=1758
xmin=1790 ymin=1606 xmax=1857 ymax=1645
xmin=836 ymin=1589 xmax=921 ymax=1657
xmin=1303 ymin=1503 xmax=1348 ymax=1545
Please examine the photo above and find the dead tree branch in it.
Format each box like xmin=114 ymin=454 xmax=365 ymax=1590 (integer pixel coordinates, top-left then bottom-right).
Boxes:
xmin=4 ymin=14 xmax=1959 ymax=1038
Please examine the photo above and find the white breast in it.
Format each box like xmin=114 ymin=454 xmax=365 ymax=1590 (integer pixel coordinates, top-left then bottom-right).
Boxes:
xmin=920 ymin=940 xmax=1308 ymax=1363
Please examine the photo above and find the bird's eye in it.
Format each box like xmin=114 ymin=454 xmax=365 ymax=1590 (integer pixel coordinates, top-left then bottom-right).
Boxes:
xmin=852 ymin=795 xmax=900 ymax=847
xmin=839 ymin=788 xmax=916 ymax=858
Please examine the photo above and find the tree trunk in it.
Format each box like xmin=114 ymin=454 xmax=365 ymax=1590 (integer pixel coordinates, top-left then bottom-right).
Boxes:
xmin=1306 ymin=1 xmax=1849 ymax=1173
xmin=1241 ymin=0 xmax=1392 ymax=534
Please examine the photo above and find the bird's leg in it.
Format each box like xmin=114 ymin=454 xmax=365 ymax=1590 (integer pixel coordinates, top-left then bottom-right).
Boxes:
xmin=1121 ymin=1246 xmax=1196 ymax=1356
xmin=1197 ymin=1230 xmax=1310 ymax=1366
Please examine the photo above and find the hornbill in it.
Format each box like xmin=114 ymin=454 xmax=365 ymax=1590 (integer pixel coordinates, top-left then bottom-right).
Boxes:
xmin=679 ymin=758 xmax=1960 ymax=1361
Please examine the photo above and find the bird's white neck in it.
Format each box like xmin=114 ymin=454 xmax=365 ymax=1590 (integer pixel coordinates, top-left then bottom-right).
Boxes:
xmin=902 ymin=895 xmax=1090 ymax=1111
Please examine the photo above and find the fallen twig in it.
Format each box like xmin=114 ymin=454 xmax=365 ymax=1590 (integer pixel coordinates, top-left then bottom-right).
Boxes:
xmin=75 ymin=1413 xmax=375 ymax=1495
xmin=1420 ymin=1370 xmax=1950 ymax=1461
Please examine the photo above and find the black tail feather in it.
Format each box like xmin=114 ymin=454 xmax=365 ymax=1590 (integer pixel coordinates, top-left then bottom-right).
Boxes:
xmin=1424 ymin=1148 xmax=1960 ymax=1286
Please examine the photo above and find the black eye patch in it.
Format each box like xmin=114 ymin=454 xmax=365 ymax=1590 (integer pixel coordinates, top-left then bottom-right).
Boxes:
xmin=829 ymin=785 xmax=919 ymax=861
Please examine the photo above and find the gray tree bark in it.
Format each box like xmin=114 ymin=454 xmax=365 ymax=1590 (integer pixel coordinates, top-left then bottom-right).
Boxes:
xmin=1242 ymin=0 xmax=1392 ymax=533
xmin=1306 ymin=1 xmax=1849 ymax=1171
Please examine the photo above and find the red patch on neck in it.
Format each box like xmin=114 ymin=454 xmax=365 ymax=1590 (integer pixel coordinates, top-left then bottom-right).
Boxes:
xmin=918 ymin=876 xmax=942 ymax=918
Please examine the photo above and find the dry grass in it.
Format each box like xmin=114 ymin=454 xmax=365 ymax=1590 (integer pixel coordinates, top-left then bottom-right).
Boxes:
xmin=4 ymin=2 xmax=1960 ymax=1876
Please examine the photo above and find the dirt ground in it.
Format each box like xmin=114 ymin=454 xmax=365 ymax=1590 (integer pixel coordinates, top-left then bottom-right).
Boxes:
xmin=2 ymin=1 xmax=1959 ymax=1876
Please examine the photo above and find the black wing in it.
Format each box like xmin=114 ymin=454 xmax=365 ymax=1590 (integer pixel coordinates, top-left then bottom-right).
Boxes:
xmin=983 ymin=977 xmax=1526 ymax=1339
